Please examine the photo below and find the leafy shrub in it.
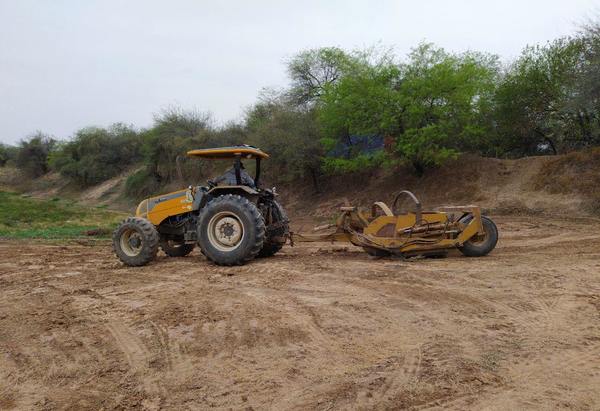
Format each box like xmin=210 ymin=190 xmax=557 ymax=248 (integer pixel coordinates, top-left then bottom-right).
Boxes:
xmin=0 ymin=144 xmax=18 ymax=167
xmin=49 ymin=124 xmax=142 ymax=186
xmin=16 ymin=133 xmax=56 ymax=177
xmin=124 ymin=169 xmax=161 ymax=199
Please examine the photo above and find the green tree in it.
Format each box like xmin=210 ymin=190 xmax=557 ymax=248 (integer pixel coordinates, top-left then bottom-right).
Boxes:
xmin=318 ymin=53 xmax=399 ymax=171
xmin=246 ymin=91 xmax=323 ymax=191
xmin=570 ymin=21 xmax=600 ymax=146
xmin=142 ymin=107 xmax=213 ymax=184
xmin=287 ymin=47 xmax=357 ymax=105
xmin=397 ymin=44 xmax=499 ymax=171
xmin=318 ymin=43 xmax=499 ymax=174
xmin=494 ymin=38 xmax=585 ymax=156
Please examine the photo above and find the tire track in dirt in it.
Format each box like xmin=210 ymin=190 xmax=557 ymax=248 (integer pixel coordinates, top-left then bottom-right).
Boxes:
xmin=506 ymin=233 xmax=600 ymax=249
xmin=106 ymin=320 xmax=163 ymax=397
xmin=107 ymin=320 xmax=152 ymax=371
xmin=240 ymin=286 xmax=334 ymax=349
xmin=400 ymin=337 xmax=509 ymax=410
xmin=148 ymin=321 xmax=196 ymax=379
xmin=361 ymin=346 xmax=423 ymax=408
xmin=149 ymin=321 xmax=173 ymax=370
xmin=494 ymin=343 xmax=600 ymax=408
xmin=530 ymin=294 xmax=569 ymax=328
xmin=270 ymin=347 xmax=424 ymax=410
xmin=510 ymin=343 xmax=600 ymax=384
xmin=414 ymin=389 xmax=491 ymax=411
xmin=470 ymin=295 xmax=549 ymax=330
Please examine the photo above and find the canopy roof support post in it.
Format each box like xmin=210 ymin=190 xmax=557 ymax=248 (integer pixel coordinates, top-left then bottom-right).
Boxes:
xmin=234 ymin=155 xmax=242 ymax=185
xmin=255 ymin=157 xmax=261 ymax=188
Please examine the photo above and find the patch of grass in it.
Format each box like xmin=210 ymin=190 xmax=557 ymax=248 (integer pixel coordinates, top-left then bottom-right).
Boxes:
xmin=0 ymin=191 xmax=127 ymax=239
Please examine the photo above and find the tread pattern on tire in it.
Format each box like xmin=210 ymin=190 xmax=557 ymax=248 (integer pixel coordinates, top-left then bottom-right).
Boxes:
xmin=257 ymin=242 xmax=284 ymax=258
xmin=257 ymin=200 xmax=288 ymax=258
xmin=459 ymin=215 xmax=498 ymax=257
xmin=112 ymin=217 xmax=159 ymax=266
xmin=197 ymin=194 xmax=265 ymax=266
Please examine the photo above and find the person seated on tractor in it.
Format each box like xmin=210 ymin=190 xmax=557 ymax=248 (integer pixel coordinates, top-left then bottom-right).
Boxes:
xmin=211 ymin=161 xmax=256 ymax=188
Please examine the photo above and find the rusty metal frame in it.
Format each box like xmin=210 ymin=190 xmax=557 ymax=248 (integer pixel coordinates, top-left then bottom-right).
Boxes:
xmin=291 ymin=191 xmax=487 ymax=256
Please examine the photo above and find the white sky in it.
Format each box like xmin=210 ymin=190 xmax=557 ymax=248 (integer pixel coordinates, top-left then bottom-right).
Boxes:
xmin=1 ymin=0 xmax=599 ymax=144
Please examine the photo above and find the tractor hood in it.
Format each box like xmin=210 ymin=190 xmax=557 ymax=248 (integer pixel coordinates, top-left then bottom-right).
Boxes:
xmin=135 ymin=188 xmax=195 ymax=225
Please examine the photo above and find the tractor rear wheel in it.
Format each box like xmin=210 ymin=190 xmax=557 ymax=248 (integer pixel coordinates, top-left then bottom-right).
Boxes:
xmin=258 ymin=200 xmax=289 ymax=258
xmin=113 ymin=217 xmax=159 ymax=266
xmin=197 ymin=194 xmax=265 ymax=265
xmin=160 ymin=239 xmax=195 ymax=257
xmin=258 ymin=242 xmax=284 ymax=258
xmin=459 ymin=215 xmax=498 ymax=257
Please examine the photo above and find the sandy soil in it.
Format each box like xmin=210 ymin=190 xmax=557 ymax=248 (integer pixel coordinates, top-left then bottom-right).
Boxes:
xmin=1 ymin=215 xmax=600 ymax=410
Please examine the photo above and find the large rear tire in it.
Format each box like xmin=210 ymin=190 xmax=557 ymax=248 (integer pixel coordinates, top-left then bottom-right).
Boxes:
xmin=258 ymin=242 xmax=284 ymax=258
xmin=197 ymin=194 xmax=265 ymax=265
xmin=257 ymin=200 xmax=289 ymax=258
xmin=459 ymin=215 xmax=498 ymax=257
xmin=160 ymin=239 xmax=195 ymax=257
xmin=113 ymin=217 xmax=159 ymax=266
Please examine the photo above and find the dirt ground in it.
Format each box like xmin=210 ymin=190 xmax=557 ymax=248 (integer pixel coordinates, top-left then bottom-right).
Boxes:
xmin=1 ymin=215 xmax=600 ymax=410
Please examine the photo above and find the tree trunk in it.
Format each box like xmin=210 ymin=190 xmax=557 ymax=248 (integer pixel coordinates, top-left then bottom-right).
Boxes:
xmin=412 ymin=160 xmax=425 ymax=177
xmin=309 ymin=168 xmax=320 ymax=194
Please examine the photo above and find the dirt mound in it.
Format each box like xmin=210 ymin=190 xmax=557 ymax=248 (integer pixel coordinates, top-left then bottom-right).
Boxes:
xmin=77 ymin=168 xmax=143 ymax=211
xmin=280 ymin=152 xmax=597 ymax=222
xmin=532 ymin=148 xmax=600 ymax=214
xmin=4 ymin=149 xmax=600 ymax=219
xmin=2 ymin=167 xmax=140 ymax=212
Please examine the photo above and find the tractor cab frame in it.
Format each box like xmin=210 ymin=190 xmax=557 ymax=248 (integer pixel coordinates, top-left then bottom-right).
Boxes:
xmin=187 ymin=146 xmax=268 ymax=191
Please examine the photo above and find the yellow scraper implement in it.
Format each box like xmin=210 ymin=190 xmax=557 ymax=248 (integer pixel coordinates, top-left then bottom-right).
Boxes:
xmin=292 ymin=191 xmax=498 ymax=258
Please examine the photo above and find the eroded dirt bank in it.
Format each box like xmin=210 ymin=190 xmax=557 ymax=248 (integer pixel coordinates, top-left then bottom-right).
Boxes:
xmin=1 ymin=215 xmax=600 ymax=410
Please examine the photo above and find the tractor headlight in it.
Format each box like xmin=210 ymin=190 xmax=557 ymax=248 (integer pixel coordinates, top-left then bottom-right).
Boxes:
xmin=135 ymin=199 xmax=149 ymax=217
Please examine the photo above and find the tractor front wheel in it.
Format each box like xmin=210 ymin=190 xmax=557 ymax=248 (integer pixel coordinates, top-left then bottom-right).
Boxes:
xmin=197 ymin=195 xmax=265 ymax=265
xmin=459 ymin=215 xmax=498 ymax=257
xmin=113 ymin=217 xmax=159 ymax=266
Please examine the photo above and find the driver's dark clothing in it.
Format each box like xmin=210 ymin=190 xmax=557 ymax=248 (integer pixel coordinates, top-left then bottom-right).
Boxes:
xmin=213 ymin=167 xmax=256 ymax=188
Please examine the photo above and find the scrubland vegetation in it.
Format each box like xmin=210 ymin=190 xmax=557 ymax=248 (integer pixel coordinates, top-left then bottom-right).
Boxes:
xmin=2 ymin=20 xmax=600 ymax=198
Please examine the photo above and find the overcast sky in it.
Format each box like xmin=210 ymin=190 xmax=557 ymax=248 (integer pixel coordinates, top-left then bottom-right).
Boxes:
xmin=1 ymin=0 xmax=599 ymax=144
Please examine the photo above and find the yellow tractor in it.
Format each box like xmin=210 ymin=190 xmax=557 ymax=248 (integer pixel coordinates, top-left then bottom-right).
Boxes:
xmin=113 ymin=146 xmax=289 ymax=266
xmin=113 ymin=146 xmax=498 ymax=266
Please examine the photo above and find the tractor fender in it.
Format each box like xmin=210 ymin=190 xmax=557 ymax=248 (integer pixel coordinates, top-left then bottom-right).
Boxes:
xmin=207 ymin=185 xmax=259 ymax=200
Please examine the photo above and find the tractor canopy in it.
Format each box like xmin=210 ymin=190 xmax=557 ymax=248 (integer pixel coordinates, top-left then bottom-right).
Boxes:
xmin=186 ymin=146 xmax=269 ymax=159
xmin=187 ymin=145 xmax=268 ymax=188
